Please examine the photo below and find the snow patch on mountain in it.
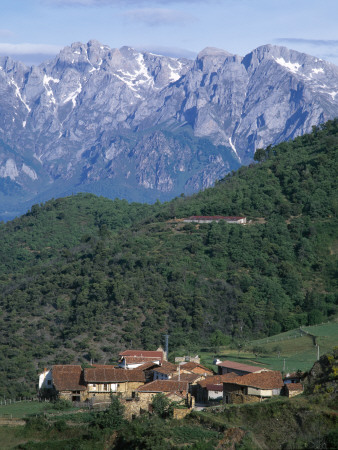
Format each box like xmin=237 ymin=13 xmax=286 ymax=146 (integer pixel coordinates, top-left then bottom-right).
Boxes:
xmin=274 ymin=57 xmax=301 ymax=74
xmin=0 ymin=159 xmax=19 ymax=180
xmin=10 ymin=78 xmax=31 ymax=112
xmin=63 ymin=82 xmax=82 ymax=107
xmin=22 ymin=164 xmax=38 ymax=180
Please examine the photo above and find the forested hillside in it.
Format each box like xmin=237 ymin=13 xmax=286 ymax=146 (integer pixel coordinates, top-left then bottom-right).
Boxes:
xmin=0 ymin=120 xmax=337 ymax=397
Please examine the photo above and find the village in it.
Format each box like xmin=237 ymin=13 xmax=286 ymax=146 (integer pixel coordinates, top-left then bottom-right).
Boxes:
xmin=38 ymin=348 xmax=304 ymax=420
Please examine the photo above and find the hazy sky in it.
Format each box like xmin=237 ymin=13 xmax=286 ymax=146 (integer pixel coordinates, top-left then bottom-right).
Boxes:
xmin=1 ymin=0 xmax=338 ymax=65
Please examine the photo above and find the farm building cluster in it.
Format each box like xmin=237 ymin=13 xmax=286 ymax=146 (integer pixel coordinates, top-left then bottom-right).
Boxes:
xmin=183 ymin=216 xmax=247 ymax=224
xmin=39 ymin=349 xmax=303 ymax=418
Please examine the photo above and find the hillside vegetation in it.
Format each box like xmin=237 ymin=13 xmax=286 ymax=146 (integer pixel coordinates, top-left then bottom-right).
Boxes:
xmin=0 ymin=119 xmax=337 ymax=396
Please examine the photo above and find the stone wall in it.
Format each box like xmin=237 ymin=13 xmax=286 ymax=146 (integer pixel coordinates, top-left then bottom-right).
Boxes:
xmin=230 ymin=392 xmax=261 ymax=404
xmin=173 ymin=408 xmax=192 ymax=420
xmin=175 ymin=356 xmax=200 ymax=364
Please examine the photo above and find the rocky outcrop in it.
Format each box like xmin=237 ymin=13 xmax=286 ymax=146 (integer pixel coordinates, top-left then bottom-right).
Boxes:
xmin=0 ymin=41 xmax=338 ymax=219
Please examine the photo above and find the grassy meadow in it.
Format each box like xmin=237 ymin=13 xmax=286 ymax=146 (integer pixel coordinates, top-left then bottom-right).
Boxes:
xmin=199 ymin=318 xmax=338 ymax=374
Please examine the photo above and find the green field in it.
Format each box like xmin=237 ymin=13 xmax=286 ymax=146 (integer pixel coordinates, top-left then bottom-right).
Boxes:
xmin=0 ymin=401 xmax=48 ymax=419
xmin=200 ymin=318 xmax=338 ymax=374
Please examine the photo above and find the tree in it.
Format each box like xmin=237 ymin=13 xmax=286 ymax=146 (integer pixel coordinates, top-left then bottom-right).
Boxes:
xmin=210 ymin=330 xmax=231 ymax=352
xmin=92 ymin=394 xmax=125 ymax=429
xmin=151 ymin=393 xmax=173 ymax=418
xmin=253 ymin=148 xmax=266 ymax=162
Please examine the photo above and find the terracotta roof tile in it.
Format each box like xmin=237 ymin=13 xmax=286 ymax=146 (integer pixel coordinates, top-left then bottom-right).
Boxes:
xmin=180 ymin=362 xmax=213 ymax=373
xmin=137 ymin=380 xmax=189 ymax=393
xmin=84 ymin=368 xmax=145 ymax=383
xmin=286 ymin=383 xmax=303 ymax=391
xmin=217 ymin=360 xmax=264 ymax=373
xmin=171 ymin=373 xmax=201 ymax=383
xmin=226 ymin=371 xmax=283 ymax=389
xmin=198 ymin=373 xmax=238 ymax=388
xmin=121 ymin=356 xmax=162 ymax=364
xmin=52 ymin=365 xmax=86 ymax=391
xmin=154 ymin=362 xmax=178 ymax=375
xmin=206 ymin=384 xmax=223 ymax=391
xmin=92 ymin=364 xmax=117 ymax=368
xmin=134 ymin=362 xmax=160 ymax=371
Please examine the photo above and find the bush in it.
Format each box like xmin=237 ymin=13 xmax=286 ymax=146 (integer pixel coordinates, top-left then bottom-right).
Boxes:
xmin=151 ymin=393 xmax=173 ymax=418
xmin=52 ymin=399 xmax=72 ymax=410
xmin=25 ymin=415 xmax=50 ymax=431
xmin=91 ymin=395 xmax=125 ymax=430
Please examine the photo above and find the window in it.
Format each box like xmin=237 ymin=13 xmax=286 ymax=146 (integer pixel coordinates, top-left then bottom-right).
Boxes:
xmin=104 ymin=384 xmax=108 ymax=391
xmin=47 ymin=380 xmax=52 ymax=385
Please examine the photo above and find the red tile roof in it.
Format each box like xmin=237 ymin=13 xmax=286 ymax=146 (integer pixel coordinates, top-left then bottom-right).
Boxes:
xmin=180 ymin=362 xmax=213 ymax=373
xmin=84 ymin=368 xmax=145 ymax=383
xmin=198 ymin=373 xmax=238 ymax=388
xmin=285 ymin=383 xmax=303 ymax=391
xmin=121 ymin=356 xmax=162 ymax=365
xmin=206 ymin=384 xmax=223 ymax=392
xmin=52 ymin=365 xmax=86 ymax=391
xmin=154 ymin=361 xmax=178 ymax=375
xmin=226 ymin=371 xmax=283 ymax=390
xmin=133 ymin=362 xmax=160 ymax=371
xmin=92 ymin=364 xmax=117 ymax=368
xmin=137 ymin=380 xmax=189 ymax=393
xmin=171 ymin=373 xmax=201 ymax=383
xmin=217 ymin=360 xmax=264 ymax=373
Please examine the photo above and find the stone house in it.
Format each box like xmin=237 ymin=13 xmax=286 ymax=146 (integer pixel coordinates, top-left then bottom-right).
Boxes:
xmin=223 ymin=370 xmax=284 ymax=404
xmin=50 ymin=365 xmax=87 ymax=402
xmin=205 ymin=384 xmax=223 ymax=401
xmin=134 ymin=361 xmax=161 ymax=382
xmin=196 ymin=373 xmax=238 ymax=404
xmin=84 ymin=366 xmax=146 ymax=400
xmin=215 ymin=360 xmax=267 ymax=376
xmin=175 ymin=355 xmax=200 ymax=364
xmin=283 ymin=371 xmax=304 ymax=384
xmin=179 ymin=361 xmax=214 ymax=376
xmin=153 ymin=361 xmax=179 ymax=380
xmin=118 ymin=349 xmax=165 ymax=369
xmin=136 ymin=380 xmax=194 ymax=411
xmin=38 ymin=367 xmax=53 ymax=391
xmin=122 ymin=380 xmax=193 ymax=420
xmin=283 ymin=383 xmax=304 ymax=397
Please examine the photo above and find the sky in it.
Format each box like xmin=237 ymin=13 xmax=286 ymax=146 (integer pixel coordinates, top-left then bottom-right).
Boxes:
xmin=1 ymin=0 xmax=338 ymax=66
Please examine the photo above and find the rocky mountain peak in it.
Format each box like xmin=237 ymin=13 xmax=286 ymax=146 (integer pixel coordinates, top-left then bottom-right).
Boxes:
xmin=0 ymin=41 xmax=337 ymax=220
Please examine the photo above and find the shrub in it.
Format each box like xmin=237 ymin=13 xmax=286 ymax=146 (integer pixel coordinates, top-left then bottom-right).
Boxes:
xmin=52 ymin=399 xmax=72 ymax=410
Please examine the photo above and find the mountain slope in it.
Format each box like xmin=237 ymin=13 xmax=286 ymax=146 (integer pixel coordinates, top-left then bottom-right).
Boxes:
xmin=0 ymin=42 xmax=338 ymax=219
xmin=0 ymin=119 xmax=337 ymax=397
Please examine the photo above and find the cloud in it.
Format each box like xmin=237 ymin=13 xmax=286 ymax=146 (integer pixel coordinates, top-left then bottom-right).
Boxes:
xmin=276 ymin=38 xmax=338 ymax=47
xmin=275 ymin=38 xmax=338 ymax=65
xmin=0 ymin=43 xmax=62 ymax=65
xmin=135 ymin=45 xmax=197 ymax=59
xmin=0 ymin=43 xmax=62 ymax=55
xmin=123 ymin=8 xmax=195 ymax=26
xmin=0 ymin=30 xmax=14 ymax=38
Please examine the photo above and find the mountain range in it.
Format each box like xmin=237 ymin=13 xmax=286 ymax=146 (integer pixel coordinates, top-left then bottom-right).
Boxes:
xmin=0 ymin=41 xmax=338 ymax=219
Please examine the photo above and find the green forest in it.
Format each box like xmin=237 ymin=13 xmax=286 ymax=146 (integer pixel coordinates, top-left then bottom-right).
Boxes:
xmin=0 ymin=119 xmax=337 ymax=397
